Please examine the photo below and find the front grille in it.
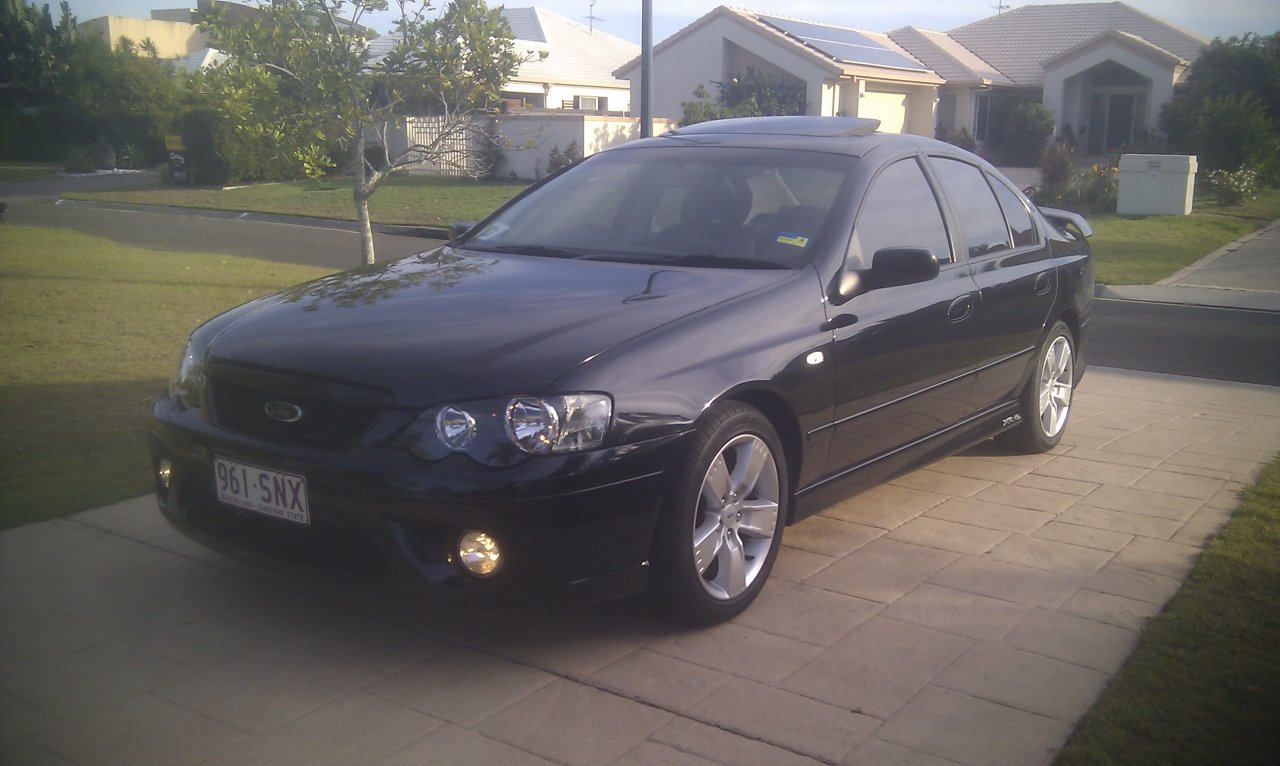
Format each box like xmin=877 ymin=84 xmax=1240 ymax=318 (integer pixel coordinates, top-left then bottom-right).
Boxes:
xmin=210 ymin=372 xmax=385 ymax=449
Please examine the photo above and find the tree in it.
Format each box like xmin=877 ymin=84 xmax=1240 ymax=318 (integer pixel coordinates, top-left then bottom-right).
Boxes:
xmin=1161 ymin=33 xmax=1280 ymax=179
xmin=200 ymin=0 xmax=533 ymax=265
xmin=0 ymin=0 xmax=76 ymax=110
xmin=680 ymin=67 xmax=806 ymax=126
xmin=2 ymin=1 xmax=180 ymax=162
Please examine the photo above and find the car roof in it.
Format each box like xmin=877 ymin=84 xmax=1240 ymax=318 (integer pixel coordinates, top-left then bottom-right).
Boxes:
xmin=625 ymin=116 xmax=956 ymax=159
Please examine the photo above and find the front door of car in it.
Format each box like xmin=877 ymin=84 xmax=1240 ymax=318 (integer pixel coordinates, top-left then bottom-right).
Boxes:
xmin=821 ymin=156 xmax=983 ymax=478
xmin=927 ymin=157 xmax=1056 ymax=409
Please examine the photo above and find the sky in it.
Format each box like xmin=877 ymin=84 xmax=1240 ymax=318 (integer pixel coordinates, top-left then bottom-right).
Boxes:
xmin=63 ymin=0 xmax=1280 ymax=45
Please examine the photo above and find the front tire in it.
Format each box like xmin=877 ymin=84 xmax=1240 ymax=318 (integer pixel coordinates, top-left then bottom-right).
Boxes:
xmin=648 ymin=402 xmax=788 ymax=624
xmin=999 ymin=320 xmax=1075 ymax=453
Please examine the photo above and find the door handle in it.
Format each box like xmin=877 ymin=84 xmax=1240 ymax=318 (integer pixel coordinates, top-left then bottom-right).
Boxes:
xmin=947 ymin=294 xmax=974 ymax=323
xmin=822 ymin=314 xmax=858 ymax=331
xmin=1033 ymin=271 xmax=1052 ymax=295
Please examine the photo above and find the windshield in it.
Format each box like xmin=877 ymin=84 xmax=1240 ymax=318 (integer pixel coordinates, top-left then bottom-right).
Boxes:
xmin=463 ymin=145 xmax=854 ymax=269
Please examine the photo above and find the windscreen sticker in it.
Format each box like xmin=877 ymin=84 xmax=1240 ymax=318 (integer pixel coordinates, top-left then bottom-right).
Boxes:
xmin=775 ymin=231 xmax=810 ymax=248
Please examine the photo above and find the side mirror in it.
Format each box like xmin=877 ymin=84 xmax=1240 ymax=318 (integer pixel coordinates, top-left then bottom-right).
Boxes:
xmin=831 ymin=247 xmax=940 ymax=304
xmin=449 ymin=220 xmax=478 ymax=240
xmin=868 ymin=247 xmax=940 ymax=289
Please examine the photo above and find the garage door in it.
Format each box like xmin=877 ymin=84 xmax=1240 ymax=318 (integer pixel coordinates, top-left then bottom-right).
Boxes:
xmin=861 ymin=90 xmax=907 ymax=133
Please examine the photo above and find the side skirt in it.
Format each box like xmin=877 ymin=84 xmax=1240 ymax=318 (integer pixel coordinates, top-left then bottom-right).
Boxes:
xmin=791 ymin=399 xmax=1021 ymax=523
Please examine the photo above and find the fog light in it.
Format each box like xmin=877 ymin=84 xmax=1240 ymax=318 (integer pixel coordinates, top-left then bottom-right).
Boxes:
xmin=457 ymin=530 xmax=502 ymax=577
xmin=157 ymin=459 xmax=173 ymax=489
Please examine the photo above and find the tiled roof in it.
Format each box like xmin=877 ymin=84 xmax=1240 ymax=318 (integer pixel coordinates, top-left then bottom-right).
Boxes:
xmin=948 ymin=1 xmax=1206 ymax=86
xmin=369 ymin=6 xmax=636 ymax=89
xmin=503 ymin=6 xmax=637 ymax=87
xmin=888 ymin=26 xmax=1014 ymax=86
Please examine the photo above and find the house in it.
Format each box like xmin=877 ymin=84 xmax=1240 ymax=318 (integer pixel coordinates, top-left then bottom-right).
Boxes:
xmin=76 ymin=12 xmax=210 ymax=59
xmin=618 ymin=3 xmax=1207 ymax=152
xmin=498 ymin=6 xmax=639 ymax=114
xmin=893 ymin=2 xmax=1206 ymax=153
xmin=613 ymin=6 xmax=945 ymax=134
xmin=368 ymin=6 xmax=638 ymax=115
xmin=76 ymin=1 xmax=258 ymax=70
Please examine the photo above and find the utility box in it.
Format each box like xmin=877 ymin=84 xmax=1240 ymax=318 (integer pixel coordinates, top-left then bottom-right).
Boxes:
xmin=1117 ymin=154 xmax=1197 ymax=216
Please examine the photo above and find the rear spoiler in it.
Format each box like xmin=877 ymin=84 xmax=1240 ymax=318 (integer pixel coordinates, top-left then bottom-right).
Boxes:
xmin=1039 ymin=207 xmax=1092 ymax=238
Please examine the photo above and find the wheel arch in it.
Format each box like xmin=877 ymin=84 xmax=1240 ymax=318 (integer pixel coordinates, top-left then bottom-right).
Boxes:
xmin=722 ymin=387 xmax=803 ymax=522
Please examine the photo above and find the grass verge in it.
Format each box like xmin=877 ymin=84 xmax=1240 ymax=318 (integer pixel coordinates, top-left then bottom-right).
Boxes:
xmin=65 ymin=175 xmax=529 ymax=228
xmin=1087 ymin=187 xmax=1280 ymax=284
xmin=0 ymin=226 xmax=336 ymax=530
xmin=0 ymin=162 xmax=59 ymax=182
xmin=1056 ymin=455 xmax=1280 ymax=765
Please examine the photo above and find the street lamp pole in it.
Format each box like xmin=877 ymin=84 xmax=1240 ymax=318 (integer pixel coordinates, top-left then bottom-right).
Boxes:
xmin=640 ymin=0 xmax=652 ymax=137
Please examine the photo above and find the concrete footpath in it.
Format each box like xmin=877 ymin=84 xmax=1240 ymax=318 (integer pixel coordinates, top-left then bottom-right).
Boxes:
xmin=3 ymin=368 xmax=1278 ymax=766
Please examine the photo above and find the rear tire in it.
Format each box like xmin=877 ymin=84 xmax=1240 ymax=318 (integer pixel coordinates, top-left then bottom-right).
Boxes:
xmin=647 ymin=402 xmax=788 ymax=625
xmin=998 ymin=320 xmax=1075 ymax=453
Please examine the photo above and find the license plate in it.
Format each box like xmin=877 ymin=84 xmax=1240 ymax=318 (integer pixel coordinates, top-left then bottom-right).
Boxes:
xmin=213 ymin=457 xmax=310 ymax=525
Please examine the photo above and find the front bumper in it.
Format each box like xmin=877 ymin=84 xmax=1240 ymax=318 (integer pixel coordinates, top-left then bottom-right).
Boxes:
xmin=149 ymin=396 xmax=685 ymax=608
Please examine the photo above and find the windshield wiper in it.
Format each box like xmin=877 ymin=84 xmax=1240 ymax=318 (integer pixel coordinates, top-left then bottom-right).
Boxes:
xmin=465 ymin=243 xmax=592 ymax=259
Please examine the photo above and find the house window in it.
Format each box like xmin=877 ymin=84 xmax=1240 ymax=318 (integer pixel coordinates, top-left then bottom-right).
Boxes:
xmin=973 ymin=92 xmax=991 ymax=141
xmin=937 ymin=94 xmax=957 ymax=135
xmin=575 ymin=95 xmax=603 ymax=111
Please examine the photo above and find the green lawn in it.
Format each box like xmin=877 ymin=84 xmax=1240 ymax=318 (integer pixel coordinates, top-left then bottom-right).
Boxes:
xmin=1088 ymin=187 xmax=1280 ymax=284
xmin=1056 ymin=455 xmax=1280 ymax=766
xmin=0 ymin=226 xmax=335 ymax=529
xmin=0 ymin=162 xmax=59 ymax=182
xmin=65 ymin=175 xmax=529 ymax=228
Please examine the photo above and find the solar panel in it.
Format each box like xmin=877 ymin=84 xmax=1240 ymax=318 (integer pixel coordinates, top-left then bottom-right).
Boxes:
xmin=757 ymin=14 xmax=929 ymax=72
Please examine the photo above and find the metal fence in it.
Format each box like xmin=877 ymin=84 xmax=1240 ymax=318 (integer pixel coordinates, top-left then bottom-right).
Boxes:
xmin=399 ymin=116 xmax=485 ymax=177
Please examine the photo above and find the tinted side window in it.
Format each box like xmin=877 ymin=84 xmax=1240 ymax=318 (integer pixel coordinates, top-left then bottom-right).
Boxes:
xmin=989 ymin=173 xmax=1039 ymax=247
xmin=931 ymin=157 xmax=1011 ymax=258
xmin=851 ymin=158 xmax=951 ymax=268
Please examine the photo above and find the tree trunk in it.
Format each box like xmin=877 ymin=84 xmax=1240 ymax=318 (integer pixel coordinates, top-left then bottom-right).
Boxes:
xmin=355 ymin=183 xmax=376 ymax=266
xmin=353 ymin=120 xmax=377 ymax=266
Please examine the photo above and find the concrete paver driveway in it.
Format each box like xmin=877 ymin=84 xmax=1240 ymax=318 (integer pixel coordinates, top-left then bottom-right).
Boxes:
xmin=3 ymin=367 xmax=1278 ymax=766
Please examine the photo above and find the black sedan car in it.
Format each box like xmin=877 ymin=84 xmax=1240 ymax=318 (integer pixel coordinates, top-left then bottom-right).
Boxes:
xmin=151 ymin=116 xmax=1092 ymax=624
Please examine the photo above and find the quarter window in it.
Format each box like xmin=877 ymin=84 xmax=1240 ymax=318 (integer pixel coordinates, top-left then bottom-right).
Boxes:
xmin=989 ymin=173 xmax=1039 ymax=247
xmin=931 ymin=157 xmax=1011 ymax=258
xmin=851 ymin=158 xmax=951 ymax=268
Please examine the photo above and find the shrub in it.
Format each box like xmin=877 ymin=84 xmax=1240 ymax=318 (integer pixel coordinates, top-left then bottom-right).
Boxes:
xmin=1039 ymin=140 xmax=1075 ymax=201
xmin=680 ymin=67 xmax=806 ymax=126
xmin=991 ymin=99 xmax=1056 ymax=165
xmin=937 ymin=127 xmax=977 ymax=152
xmin=176 ymin=107 xmax=229 ymax=186
xmin=1030 ymin=160 xmax=1118 ymax=213
xmin=1178 ymin=94 xmax=1277 ymax=174
xmin=1203 ymin=167 xmax=1260 ymax=206
xmin=116 ymin=141 xmax=142 ymax=169
xmin=547 ymin=141 xmax=583 ymax=174
xmin=61 ymin=145 xmax=95 ymax=174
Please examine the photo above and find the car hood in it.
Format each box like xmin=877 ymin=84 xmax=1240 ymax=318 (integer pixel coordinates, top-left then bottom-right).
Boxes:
xmin=205 ymin=247 xmax=785 ymax=407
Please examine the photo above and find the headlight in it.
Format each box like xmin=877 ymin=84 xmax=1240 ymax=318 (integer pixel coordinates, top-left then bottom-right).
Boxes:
xmin=167 ymin=340 xmax=205 ymax=409
xmin=397 ymin=393 xmax=612 ymax=466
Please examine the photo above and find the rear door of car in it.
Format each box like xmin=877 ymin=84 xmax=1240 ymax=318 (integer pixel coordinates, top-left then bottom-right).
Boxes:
xmin=925 ymin=156 xmax=1056 ymax=409
xmin=821 ymin=153 xmax=984 ymax=477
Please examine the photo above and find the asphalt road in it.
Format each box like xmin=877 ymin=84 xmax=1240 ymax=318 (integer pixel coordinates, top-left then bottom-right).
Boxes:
xmin=1089 ymin=298 xmax=1280 ymax=387
xmin=4 ymin=198 xmax=439 ymax=270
